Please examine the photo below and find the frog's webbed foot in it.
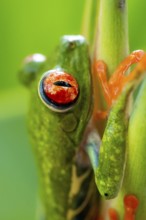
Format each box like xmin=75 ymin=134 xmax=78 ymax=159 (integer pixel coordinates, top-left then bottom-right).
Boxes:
xmin=108 ymin=209 xmax=119 ymax=220
xmin=97 ymin=194 xmax=139 ymax=220
xmin=124 ymin=195 xmax=139 ymax=220
xmin=19 ymin=53 xmax=47 ymax=87
xmin=109 ymin=50 xmax=145 ymax=100
xmin=93 ymin=50 xmax=146 ymax=120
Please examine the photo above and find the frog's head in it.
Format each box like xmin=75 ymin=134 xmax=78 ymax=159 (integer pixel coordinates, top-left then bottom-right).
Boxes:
xmin=20 ymin=35 xmax=92 ymax=148
xmin=95 ymin=174 xmax=121 ymax=200
xmin=38 ymin=35 xmax=92 ymax=144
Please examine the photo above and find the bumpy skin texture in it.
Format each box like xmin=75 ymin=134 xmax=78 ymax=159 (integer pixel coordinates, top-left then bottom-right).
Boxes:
xmin=95 ymin=85 xmax=133 ymax=199
xmin=27 ymin=36 xmax=99 ymax=220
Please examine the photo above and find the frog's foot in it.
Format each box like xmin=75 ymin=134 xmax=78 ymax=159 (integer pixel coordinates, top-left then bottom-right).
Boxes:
xmin=93 ymin=110 xmax=108 ymax=120
xmin=108 ymin=208 xmax=119 ymax=220
xmin=109 ymin=50 xmax=145 ymax=101
xmin=96 ymin=194 xmax=139 ymax=220
xmin=122 ymin=53 xmax=146 ymax=85
xmin=107 ymin=195 xmax=139 ymax=220
xmin=97 ymin=209 xmax=119 ymax=220
xmin=124 ymin=195 xmax=139 ymax=220
xmin=93 ymin=50 xmax=145 ymax=120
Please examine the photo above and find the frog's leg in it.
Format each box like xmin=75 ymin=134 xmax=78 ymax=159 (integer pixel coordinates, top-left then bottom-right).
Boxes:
xmin=94 ymin=50 xmax=145 ymax=119
xmin=94 ymin=84 xmax=133 ymax=199
xmin=94 ymin=60 xmax=112 ymax=107
xmin=93 ymin=60 xmax=112 ymax=120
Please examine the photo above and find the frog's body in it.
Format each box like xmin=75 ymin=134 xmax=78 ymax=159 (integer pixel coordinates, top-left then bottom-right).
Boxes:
xmin=22 ymin=36 xmax=99 ymax=220
xmin=20 ymin=34 xmax=142 ymax=220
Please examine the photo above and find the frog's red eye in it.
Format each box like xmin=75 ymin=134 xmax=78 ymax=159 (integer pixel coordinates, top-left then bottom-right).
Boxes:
xmin=38 ymin=70 xmax=79 ymax=112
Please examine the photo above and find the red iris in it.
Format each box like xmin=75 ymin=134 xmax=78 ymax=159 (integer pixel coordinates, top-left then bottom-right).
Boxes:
xmin=43 ymin=71 xmax=79 ymax=105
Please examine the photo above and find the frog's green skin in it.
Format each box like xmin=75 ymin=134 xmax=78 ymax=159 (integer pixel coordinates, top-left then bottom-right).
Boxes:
xmin=21 ymin=35 xmax=100 ymax=220
xmin=95 ymin=84 xmax=133 ymax=200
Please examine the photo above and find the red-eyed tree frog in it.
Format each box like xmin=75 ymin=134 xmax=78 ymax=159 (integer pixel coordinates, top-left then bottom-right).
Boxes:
xmin=20 ymin=35 xmax=100 ymax=220
xmin=19 ymin=35 xmax=144 ymax=220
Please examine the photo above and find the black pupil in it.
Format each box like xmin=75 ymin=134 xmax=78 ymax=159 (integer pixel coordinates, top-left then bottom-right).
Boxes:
xmin=53 ymin=81 xmax=72 ymax=87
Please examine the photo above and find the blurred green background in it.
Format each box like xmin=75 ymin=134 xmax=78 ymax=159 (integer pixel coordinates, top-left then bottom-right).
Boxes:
xmin=0 ymin=1 xmax=146 ymax=220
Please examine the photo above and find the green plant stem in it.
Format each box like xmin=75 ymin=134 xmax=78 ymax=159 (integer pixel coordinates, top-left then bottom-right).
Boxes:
xmin=91 ymin=0 xmax=129 ymax=136
xmin=81 ymin=0 xmax=100 ymax=45
xmin=94 ymin=0 xmax=129 ymax=76
xmin=93 ymin=1 xmax=146 ymax=218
